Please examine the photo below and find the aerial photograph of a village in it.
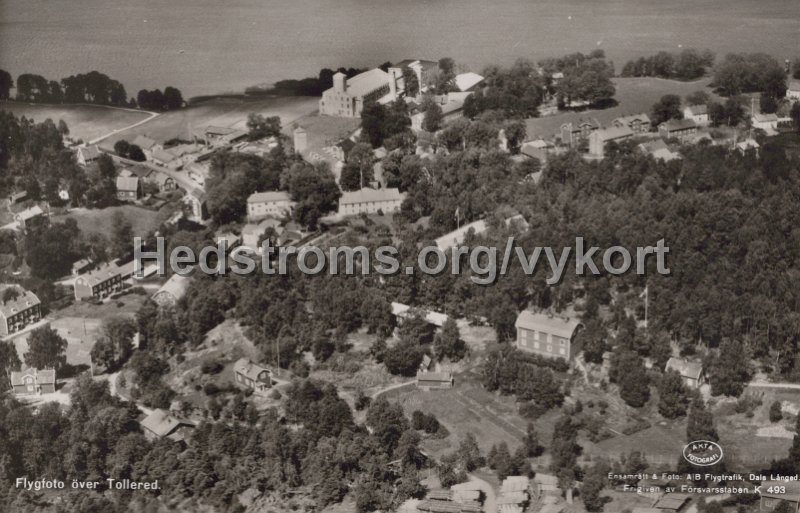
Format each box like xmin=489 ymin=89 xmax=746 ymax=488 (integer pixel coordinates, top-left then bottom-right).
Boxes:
xmin=1 ymin=0 xmax=800 ymax=512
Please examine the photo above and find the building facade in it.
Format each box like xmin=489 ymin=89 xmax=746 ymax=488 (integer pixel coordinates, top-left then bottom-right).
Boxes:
xmin=658 ymin=119 xmax=698 ymax=143
xmin=116 ymin=176 xmax=142 ymax=201
xmin=319 ymin=69 xmax=396 ymax=118
xmin=515 ymin=311 xmax=582 ymax=361
xmin=0 ymin=286 xmax=42 ymax=336
xmin=74 ymin=264 xmax=123 ymax=300
xmin=10 ymin=368 xmax=56 ymax=395
xmin=612 ymin=114 xmax=652 ymax=134
xmin=247 ymin=191 xmax=295 ymax=221
xmin=683 ymin=105 xmax=709 ymax=126
xmin=560 ymin=118 xmax=601 ymax=146
xmin=233 ymin=358 xmax=272 ymax=393
xmin=338 ymin=188 xmax=405 ymax=216
xmin=589 ymin=126 xmax=635 ymax=156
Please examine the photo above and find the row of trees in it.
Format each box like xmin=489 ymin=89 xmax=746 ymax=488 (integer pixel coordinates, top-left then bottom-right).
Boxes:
xmin=621 ymin=48 xmax=715 ymax=81
xmin=135 ymin=86 xmax=184 ymax=111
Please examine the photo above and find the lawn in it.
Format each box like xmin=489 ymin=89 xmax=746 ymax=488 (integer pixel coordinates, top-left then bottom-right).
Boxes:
xmin=525 ymin=76 xmax=720 ymax=140
xmin=52 ymin=204 xmax=171 ymax=238
xmin=98 ymin=95 xmax=320 ymax=151
xmin=0 ymin=102 xmax=151 ymax=143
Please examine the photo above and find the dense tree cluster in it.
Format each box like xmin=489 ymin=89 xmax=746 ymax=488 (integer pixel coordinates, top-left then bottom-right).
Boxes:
xmin=14 ymin=71 xmax=127 ymax=106
xmin=621 ymin=49 xmax=715 ymax=81
xmin=539 ymin=50 xmax=616 ymax=107
xmin=712 ymin=53 xmax=787 ymax=97
xmin=135 ymin=87 xmax=184 ymax=111
xmin=463 ymin=59 xmax=545 ymax=118
xmin=483 ymin=346 xmax=565 ymax=413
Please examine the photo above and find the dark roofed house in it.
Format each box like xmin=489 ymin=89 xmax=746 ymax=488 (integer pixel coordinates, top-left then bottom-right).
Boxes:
xmin=139 ymin=408 xmax=195 ymax=442
xmin=184 ymin=188 xmax=208 ymax=223
xmin=8 ymin=191 xmax=27 ymax=205
xmin=515 ymin=311 xmax=582 ymax=361
xmin=116 ymin=176 xmax=142 ymax=201
xmin=612 ymin=113 xmax=652 ymax=134
xmin=658 ymin=119 xmax=697 ymax=143
xmin=72 ymin=258 xmax=94 ymax=276
xmin=11 ymin=368 xmax=55 ymax=395
xmin=665 ymin=357 xmax=705 ymax=389
xmin=233 ymin=358 xmax=273 ymax=393
xmin=761 ymin=481 xmax=800 ymax=513
xmin=560 ymin=118 xmax=600 ymax=147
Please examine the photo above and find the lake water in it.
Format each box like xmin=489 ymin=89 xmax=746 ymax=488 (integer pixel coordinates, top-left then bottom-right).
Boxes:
xmin=1 ymin=0 xmax=798 ymax=98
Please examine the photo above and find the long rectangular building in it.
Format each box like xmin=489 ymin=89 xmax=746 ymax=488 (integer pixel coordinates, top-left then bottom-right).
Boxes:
xmin=338 ymin=188 xmax=405 ymax=216
xmin=74 ymin=263 xmax=124 ymax=300
xmin=515 ymin=311 xmax=582 ymax=361
xmin=0 ymin=286 xmax=41 ymax=336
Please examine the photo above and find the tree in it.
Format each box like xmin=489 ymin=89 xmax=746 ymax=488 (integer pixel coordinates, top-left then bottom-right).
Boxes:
xmin=361 ymin=101 xmax=387 ymax=148
xmin=582 ymin=463 xmax=609 ymax=512
xmin=685 ymin=91 xmax=710 ymax=106
xmin=709 ymin=338 xmax=751 ymax=397
xmin=128 ymin=144 xmax=146 ymax=162
xmin=163 ymin=86 xmax=184 ymax=110
xmin=658 ymin=370 xmax=690 ymax=419
xmin=383 ymin=340 xmax=424 ymax=376
xmin=760 ymin=93 xmax=779 ymax=114
xmin=284 ymin=161 xmax=341 ymax=229
xmin=24 ymin=326 xmax=68 ymax=371
xmin=611 ymin=349 xmax=650 ymax=408
xmin=402 ymin=67 xmax=420 ymax=97
xmin=550 ymin=416 xmax=579 ymax=492
xmin=0 ymin=69 xmax=12 ymax=100
xmin=433 ymin=318 xmax=467 ymax=361
xmin=522 ymin=422 xmax=543 ymax=457
xmin=791 ymin=102 xmax=800 ymax=132
xmin=422 ymin=101 xmax=443 ymax=133
xmin=651 ymin=94 xmax=683 ymax=126
xmin=0 ymin=340 xmax=21 ymax=390
xmin=339 ymin=142 xmax=374 ymax=191
xmin=503 ymin=120 xmax=527 ymax=154
xmin=110 ymin=212 xmax=134 ymax=259
xmin=246 ymin=113 xmax=281 ymax=141
xmin=686 ymin=397 xmax=718 ymax=442
xmin=769 ymin=401 xmax=783 ymax=423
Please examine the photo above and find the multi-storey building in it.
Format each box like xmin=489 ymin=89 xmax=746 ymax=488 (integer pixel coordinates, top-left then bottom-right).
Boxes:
xmin=515 ymin=311 xmax=582 ymax=361
xmin=0 ymin=286 xmax=41 ymax=336
xmin=74 ymin=263 xmax=123 ymax=300
xmin=246 ymin=191 xmax=295 ymax=221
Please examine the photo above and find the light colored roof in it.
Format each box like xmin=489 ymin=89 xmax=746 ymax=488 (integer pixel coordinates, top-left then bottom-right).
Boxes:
xmin=427 ymin=490 xmax=452 ymax=501
xmin=151 ymin=148 xmax=176 ymax=163
xmin=789 ymin=79 xmax=800 ymax=91
xmin=339 ymin=187 xmax=405 ymax=206
xmin=10 ymin=368 xmax=55 ymax=386
xmin=614 ymin=113 xmax=651 ymax=125
xmin=116 ymin=176 xmax=140 ymax=192
xmin=416 ymin=371 xmax=453 ymax=383
xmin=753 ymin=112 xmax=779 ymax=123
xmin=665 ymin=357 xmax=703 ymax=380
xmin=497 ymin=491 xmax=528 ymax=505
xmin=454 ymin=72 xmax=485 ymax=92
xmin=132 ymin=135 xmax=157 ymax=150
xmin=685 ymin=104 xmax=708 ymax=116
xmin=593 ymin=126 xmax=634 ymax=142
xmin=534 ymin=473 xmax=559 ymax=486
xmin=562 ymin=118 xmax=601 ymax=131
xmin=391 ymin=302 xmax=449 ymax=327
xmin=452 ymin=489 xmax=481 ymax=502
xmin=153 ymin=274 xmax=190 ymax=302
xmin=501 ymin=476 xmax=530 ymax=493
xmin=640 ymin=139 xmax=670 ymax=152
xmin=77 ymin=145 xmax=101 ymax=160
xmin=342 ymin=68 xmax=391 ymax=98
xmin=76 ymin=262 xmax=121 ymax=286
xmin=0 ymin=286 xmax=40 ymax=318
xmin=233 ymin=358 xmax=271 ymax=382
xmin=139 ymin=408 xmax=193 ymax=438
xmin=659 ymin=118 xmax=697 ymax=132
xmin=515 ymin=311 xmax=580 ymax=339
xmin=15 ymin=205 xmax=44 ymax=222
xmin=736 ymin=139 xmax=760 ymax=151
xmin=247 ymin=191 xmax=292 ymax=204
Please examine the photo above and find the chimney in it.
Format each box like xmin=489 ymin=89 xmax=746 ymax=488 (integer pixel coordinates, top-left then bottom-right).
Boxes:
xmin=333 ymin=72 xmax=346 ymax=93
xmin=388 ymin=67 xmax=401 ymax=99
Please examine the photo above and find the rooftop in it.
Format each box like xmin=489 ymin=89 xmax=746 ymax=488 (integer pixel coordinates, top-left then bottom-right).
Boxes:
xmin=233 ymin=358 xmax=271 ymax=382
xmin=660 ymin=118 xmax=697 ymax=131
xmin=614 ymin=113 xmax=651 ymax=124
xmin=116 ymin=176 xmax=140 ymax=192
xmin=0 ymin=286 xmax=40 ymax=318
xmin=339 ymin=187 xmax=405 ymax=206
xmin=665 ymin=357 xmax=703 ymax=380
xmin=139 ymin=408 xmax=193 ymax=438
xmin=154 ymin=274 xmax=190 ymax=302
xmin=515 ymin=311 xmax=581 ymax=339
xmin=76 ymin=262 xmax=121 ymax=286
xmin=594 ymin=125 xmax=634 ymax=141
xmin=454 ymin=72 xmax=485 ymax=92
xmin=15 ymin=205 xmax=44 ymax=222
xmin=132 ymin=135 xmax=157 ymax=150
xmin=10 ymin=367 xmax=55 ymax=386
xmin=342 ymin=68 xmax=391 ymax=98
xmin=685 ymin=104 xmax=708 ymax=116
xmin=247 ymin=191 xmax=292 ymax=204
xmin=77 ymin=145 xmax=101 ymax=160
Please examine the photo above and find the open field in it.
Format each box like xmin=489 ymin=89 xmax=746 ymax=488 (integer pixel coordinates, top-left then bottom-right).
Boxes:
xmin=0 ymin=102 xmax=152 ymax=143
xmin=525 ymin=77 xmax=720 ymax=140
xmin=51 ymin=204 xmax=172 ymax=238
xmin=98 ymin=96 xmax=320 ymax=150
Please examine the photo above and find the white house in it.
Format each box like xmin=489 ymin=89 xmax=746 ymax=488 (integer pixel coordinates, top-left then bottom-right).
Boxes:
xmin=247 ymin=191 xmax=295 ymax=221
xmin=752 ymin=112 xmax=779 ymax=131
xmin=683 ymin=104 xmax=709 ymax=126
xmin=787 ymin=80 xmax=800 ymax=101
xmin=337 ymin=188 xmax=405 ymax=216
xmin=76 ymin=145 xmax=101 ymax=166
xmin=319 ymin=69 xmax=399 ymax=118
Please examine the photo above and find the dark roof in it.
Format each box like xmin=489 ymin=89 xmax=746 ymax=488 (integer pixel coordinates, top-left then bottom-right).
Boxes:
xmin=139 ymin=409 xmax=194 ymax=438
xmin=0 ymin=286 xmax=40 ymax=318
xmin=659 ymin=119 xmax=697 ymax=132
